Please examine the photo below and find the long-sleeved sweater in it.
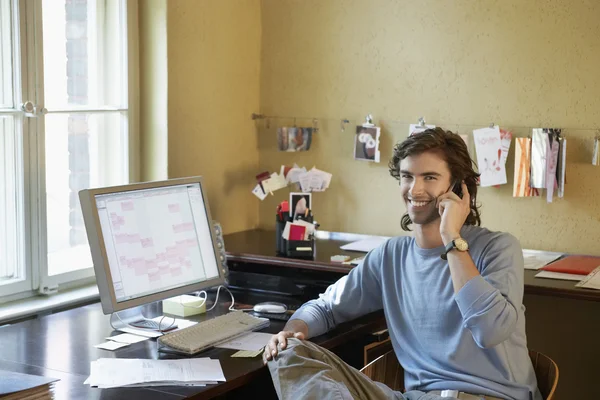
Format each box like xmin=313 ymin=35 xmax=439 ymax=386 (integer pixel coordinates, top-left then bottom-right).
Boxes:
xmin=290 ymin=225 xmax=541 ymax=400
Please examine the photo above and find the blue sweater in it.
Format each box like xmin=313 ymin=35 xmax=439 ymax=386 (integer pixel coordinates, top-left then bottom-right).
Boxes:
xmin=291 ymin=225 xmax=541 ymax=400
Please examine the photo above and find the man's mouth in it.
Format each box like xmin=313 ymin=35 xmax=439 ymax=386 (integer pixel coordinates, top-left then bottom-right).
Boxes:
xmin=408 ymin=199 xmax=433 ymax=208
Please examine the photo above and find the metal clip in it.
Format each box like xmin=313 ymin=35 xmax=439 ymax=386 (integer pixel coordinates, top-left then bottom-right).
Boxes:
xmin=341 ymin=119 xmax=349 ymax=132
xmin=417 ymin=117 xmax=426 ymax=127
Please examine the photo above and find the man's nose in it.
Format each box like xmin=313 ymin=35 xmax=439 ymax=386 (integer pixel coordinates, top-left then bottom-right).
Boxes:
xmin=409 ymin=179 xmax=425 ymax=196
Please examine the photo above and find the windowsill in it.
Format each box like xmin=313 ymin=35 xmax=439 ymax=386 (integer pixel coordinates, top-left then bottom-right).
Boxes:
xmin=0 ymin=284 xmax=99 ymax=325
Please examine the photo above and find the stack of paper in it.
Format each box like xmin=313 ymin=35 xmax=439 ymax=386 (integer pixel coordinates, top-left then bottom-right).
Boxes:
xmin=297 ymin=167 xmax=332 ymax=192
xmin=522 ymin=249 xmax=563 ymax=270
xmin=84 ymin=358 xmax=225 ymax=388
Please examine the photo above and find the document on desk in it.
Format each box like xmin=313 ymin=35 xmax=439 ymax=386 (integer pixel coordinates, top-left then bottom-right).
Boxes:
xmin=522 ymin=249 xmax=563 ymax=270
xmin=216 ymin=332 xmax=272 ymax=351
xmin=85 ymin=358 xmax=225 ymax=388
xmin=340 ymin=236 xmax=390 ymax=253
xmin=534 ymin=271 xmax=584 ymax=281
xmin=106 ymin=333 xmax=150 ymax=344
xmin=575 ymin=266 xmax=600 ymax=290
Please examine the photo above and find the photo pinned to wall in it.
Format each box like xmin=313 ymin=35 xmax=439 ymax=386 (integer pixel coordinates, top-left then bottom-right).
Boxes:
xmin=354 ymin=125 xmax=381 ymax=162
xmin=277 ymin=127 xmax=313 ymax=152
xmin=472 ymin=125 xmax=507 ymax=187
xmin=289 ymin=192 xmax=312 ymax=219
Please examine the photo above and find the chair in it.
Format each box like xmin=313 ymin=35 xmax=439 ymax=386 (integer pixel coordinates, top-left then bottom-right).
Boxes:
xmin=360 ymin=349 xmax=558 ymax=400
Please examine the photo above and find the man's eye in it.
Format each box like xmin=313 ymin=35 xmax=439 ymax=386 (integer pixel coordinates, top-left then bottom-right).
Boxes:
xmin=424 ymin=176 xmax=437 ymax=181
xmin=401 ymin=175 xmax=412 ymax=179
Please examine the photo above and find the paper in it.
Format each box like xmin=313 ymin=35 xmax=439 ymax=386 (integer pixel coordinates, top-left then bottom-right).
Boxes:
xmin=289 ymin=224 xmax=306 ymax=241
xmin=535 ymin=271 xmax=584 ymax=281
xmin=473 ymin=126 xmax=507 ymax=187
xmin=231 ymin=349 xmax=263 ymax=358
xmin=277 ymin=127 xmax=312 ymax=151
xmin=340 ymin=237 xmax=390 ymax=253
xmin=285 ymin=166 xmax=307 ymax=184
xmin=354 ymin=125 xmax=381 ymax=162
xmin=409 ymin=124 xmax=435 ymax=136
xmin=216 ymin=332 xmax=272 ymax=351
xmin=593 ymin=137 xmax=599 ymax=166
xmin=261 ymin=172 xmax=288 ymax=194
xmin=575 ymin=266 xmax=600 ymax=290
xmin=558 ymin=139 xmax=567 ymax=198
xmin=94 ymin=341 xmax=130 ymax=351
xmin=85 ymin=358 xmax=225 ymax=389
xmin=252 ymin=184 xmax=267 ymax=201
xmin=545 ymin=139 xmax=559 ymax=202
xmin=522 ymin=249 xmax=563 ymax=270
xmin=282 ymin=220 xmax=315 ymax=241
xmin=531 ymin=128 xmax=549 ymax=188
xmin=297 ymin=167 xmax=332 ymax=192
xmin=513 ymin=137 xmax=539 ymax=197
xmin=106 ymin=333 xmax=150 ymax=344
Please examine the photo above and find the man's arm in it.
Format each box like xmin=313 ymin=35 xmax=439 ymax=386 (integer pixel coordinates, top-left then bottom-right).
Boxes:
xmin=264 ymin=243 xmax=386 ymax=361
xmin=451 ymin=234 xmax=524 ymax=349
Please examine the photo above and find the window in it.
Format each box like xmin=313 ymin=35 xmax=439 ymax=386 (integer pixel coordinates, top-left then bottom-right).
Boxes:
xmin=0 ymin=0 xmax=138 ymax=303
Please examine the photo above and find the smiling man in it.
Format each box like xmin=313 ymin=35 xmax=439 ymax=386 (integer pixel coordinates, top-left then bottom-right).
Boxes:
xmin=264 ymin=128 xmax=542 ymax=400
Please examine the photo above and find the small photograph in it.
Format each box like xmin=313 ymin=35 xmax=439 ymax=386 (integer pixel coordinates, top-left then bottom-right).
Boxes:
xmin=289 ymin=192 xmax=312 ymax=218
xmin=277 ymin=127 xmax=313 ymax=152
xmin=354 ymin=125 xmax=380 ymax=162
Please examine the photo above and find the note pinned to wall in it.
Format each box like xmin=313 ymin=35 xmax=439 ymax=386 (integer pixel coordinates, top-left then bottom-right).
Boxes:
xmin=277 ymin=127 xmax=313 ymax=151
xmin=473 ymin=125 xmax=507 ymax=187
xmin=354 ymin=125 xmax=381 ymax=162
xmin=530 ymin=128 xmax=549 ymax=188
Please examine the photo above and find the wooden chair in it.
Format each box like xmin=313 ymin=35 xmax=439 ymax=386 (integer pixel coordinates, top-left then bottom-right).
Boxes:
xmin=360 ymin=349 xmax=558 ymax=400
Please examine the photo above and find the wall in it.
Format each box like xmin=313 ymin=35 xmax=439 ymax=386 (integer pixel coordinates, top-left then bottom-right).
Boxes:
xmin=258 ymin=0 xmax=600 ymax=255
xmin=164 ymin=0 xmax=262 ymax=234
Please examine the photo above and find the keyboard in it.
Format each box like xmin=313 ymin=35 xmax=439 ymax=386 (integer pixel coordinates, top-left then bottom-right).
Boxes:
xmin=157 ymin=312 xmax=270 ymax=355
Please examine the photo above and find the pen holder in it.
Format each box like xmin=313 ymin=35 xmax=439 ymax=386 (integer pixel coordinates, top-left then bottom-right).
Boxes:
xmin=275 ymin=217 xmax=287 ymax=255
xmin=286 ymin=239 xmax=315 ymax=259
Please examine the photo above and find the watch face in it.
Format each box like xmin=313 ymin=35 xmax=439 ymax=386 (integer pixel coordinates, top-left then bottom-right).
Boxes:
xmin=455 ymin=238 xmax=469 ymax=251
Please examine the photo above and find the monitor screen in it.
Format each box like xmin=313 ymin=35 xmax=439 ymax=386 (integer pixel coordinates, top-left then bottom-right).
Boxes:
xmin=80 ymin=177 xmax=225 ymax=314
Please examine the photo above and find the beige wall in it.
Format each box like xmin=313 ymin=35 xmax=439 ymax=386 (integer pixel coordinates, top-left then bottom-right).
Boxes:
xmin=258 ymin=0 xmax=600 ymax=255
xmin=161 ymin=1 xmax=261 ymax=234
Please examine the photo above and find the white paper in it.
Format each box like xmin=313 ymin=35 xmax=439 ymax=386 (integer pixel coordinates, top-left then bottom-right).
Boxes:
xmin=340 ymin=237 xmax=390 ymax=253
xmin=297 ymin=167 xmax=333 ymax=192
xmin=261 ymin=172 xmax=288 ymax=194
xmin=558 ymin=139 xmax=567 ymax=198
xmin=106 ymin=333 xmax=150 ymax=344
xmin=535 ymin=271 xmax=584 ymax=281
xmin=408 ymin=124 xmax=435 ymax=136
xmin=285 ymin=167 xmax=307 ymax=184
xmin=575 ymin=266 xmax=600 ymax=290
xmin=216 ymin=332 xmax=272 ymax=351
xmin=473 ymin=126 xmax=507 ymax=187
xmin=86 ymin=358 xmax=225 ymax=389
xmin=94 ymin=341 xmax=130 ymax=351
xmin=522 ymin=249 xmax=563 ymax=270
xmin=252 ymin=184 xmax=267 ymax=200
xmin=531 ymin=128 xmax=548 ymax=188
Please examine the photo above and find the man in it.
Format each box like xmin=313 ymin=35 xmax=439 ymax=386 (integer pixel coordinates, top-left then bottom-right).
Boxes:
xmin=264 ymin=128 xmax=541 ymax=400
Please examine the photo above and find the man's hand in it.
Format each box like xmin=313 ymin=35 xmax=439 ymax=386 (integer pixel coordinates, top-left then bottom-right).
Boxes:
xmin=437 ymin=181 xmax=471 ymax=244
xmin=263 ymin=331 xmax=305 ymax=364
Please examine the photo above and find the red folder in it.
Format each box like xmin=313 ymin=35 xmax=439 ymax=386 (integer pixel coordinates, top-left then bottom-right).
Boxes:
xmin=540 ymin=255 xmax=600 ymax=275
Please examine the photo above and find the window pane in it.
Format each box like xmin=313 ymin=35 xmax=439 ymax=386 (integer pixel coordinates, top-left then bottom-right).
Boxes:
xmin=42 ymin=0 xmax=126 ymax=109
xmin=45 ymin=112 xmax=128 ymax=276
xmin=0 ymin=0 xmax=14 ymax=108
xmin=0 ymin=116 xmax=24 ymax=284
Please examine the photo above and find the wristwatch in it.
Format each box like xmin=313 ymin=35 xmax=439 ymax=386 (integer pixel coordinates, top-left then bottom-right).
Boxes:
xmin=441 ymin=237 xmax=469 ymax=260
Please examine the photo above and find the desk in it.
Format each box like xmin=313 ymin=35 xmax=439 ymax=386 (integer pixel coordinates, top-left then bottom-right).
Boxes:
xmin=224 ymin=229 xmax=600 ymax=302
xmin=0 ymin=294 xmax=385 ymax=400
xmin=224 ymin=228 xmax=600 ymax=399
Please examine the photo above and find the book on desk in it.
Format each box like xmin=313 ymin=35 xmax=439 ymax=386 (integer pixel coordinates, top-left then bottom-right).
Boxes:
xmin=0 ymin=370 xmax=58 ymax=400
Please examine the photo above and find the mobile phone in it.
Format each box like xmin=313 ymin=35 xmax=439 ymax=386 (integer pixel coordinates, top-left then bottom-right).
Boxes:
xmin=452 ymin=181 xmax=463 ymax=198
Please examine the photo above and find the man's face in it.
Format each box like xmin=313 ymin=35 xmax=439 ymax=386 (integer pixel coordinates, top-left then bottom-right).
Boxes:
xmin=399 ymin=151 xmax=453 ymax=226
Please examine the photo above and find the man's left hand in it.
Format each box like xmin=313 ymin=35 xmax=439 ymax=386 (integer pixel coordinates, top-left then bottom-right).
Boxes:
xmin=437 ymin=181 xmax=471 ymax=245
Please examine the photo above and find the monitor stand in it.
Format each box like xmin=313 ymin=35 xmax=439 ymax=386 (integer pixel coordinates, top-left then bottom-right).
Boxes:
xmin=109 ymin=302 xmax=178 ymax=333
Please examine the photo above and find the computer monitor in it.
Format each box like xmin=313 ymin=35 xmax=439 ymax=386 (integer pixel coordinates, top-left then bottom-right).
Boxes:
xmin=79 ymin=176 xmax=225 ymax=318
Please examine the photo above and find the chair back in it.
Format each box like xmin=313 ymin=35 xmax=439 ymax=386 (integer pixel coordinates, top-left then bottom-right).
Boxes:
xmin=529 ymin=350 xmax=559 ymax=400
xmin=361 ymin=350 xmax=559 ymax=400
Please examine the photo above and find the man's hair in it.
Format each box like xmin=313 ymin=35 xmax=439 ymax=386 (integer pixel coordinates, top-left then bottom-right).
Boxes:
xmin=389 ymin=127 xmax=481 ymax=231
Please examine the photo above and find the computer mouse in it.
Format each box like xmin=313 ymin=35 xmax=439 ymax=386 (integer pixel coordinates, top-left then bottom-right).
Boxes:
xmin=253 ymin=301 xmax=287 ymax=314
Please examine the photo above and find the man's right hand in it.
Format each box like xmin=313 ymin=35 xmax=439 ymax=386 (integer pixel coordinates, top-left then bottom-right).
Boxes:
xmin=263 ymin=331 xmax=306 ymax=363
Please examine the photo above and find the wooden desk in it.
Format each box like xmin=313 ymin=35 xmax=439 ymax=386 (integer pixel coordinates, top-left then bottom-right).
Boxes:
xmin=0 ymin=295 xmax=385 ymax=400
xmin=224 ymin=229 xmax=600 ymax=302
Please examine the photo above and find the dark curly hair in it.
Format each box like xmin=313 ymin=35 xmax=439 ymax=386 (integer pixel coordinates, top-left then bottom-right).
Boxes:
xmin=389 ymin=127 xmax=481 ymax=231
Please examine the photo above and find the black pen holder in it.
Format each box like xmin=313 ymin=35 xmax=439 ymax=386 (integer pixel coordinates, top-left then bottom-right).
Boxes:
xmin=275 ymin=218 xmax=287 ymax=255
